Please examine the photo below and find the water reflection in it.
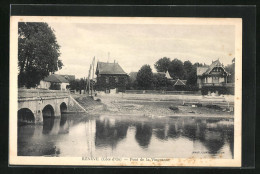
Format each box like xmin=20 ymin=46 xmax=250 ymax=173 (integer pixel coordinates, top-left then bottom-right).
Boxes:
xmin=95 ymin=117 xmax=129 ymax=148
xmin=18 ymin=115 xmax=234 ymax=158
xmin=59 ymin=116 xmax=69 ymax=134
xmin=135 ymin=123 xmax=152 ymax=148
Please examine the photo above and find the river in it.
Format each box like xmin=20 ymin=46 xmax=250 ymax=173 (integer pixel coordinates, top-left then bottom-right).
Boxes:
xmin=18 ymin=114 xmax=234 ymax=158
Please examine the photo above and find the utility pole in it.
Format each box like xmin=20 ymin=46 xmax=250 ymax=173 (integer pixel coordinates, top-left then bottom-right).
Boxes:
xmin=87 ymin=64 xmax=92 ymax=95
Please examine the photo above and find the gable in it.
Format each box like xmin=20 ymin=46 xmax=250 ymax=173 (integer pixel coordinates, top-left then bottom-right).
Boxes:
xmin=197 ymin=60 xmax=230 ymax=76
xmin=174 ymin=79 xmax=186 ymax=86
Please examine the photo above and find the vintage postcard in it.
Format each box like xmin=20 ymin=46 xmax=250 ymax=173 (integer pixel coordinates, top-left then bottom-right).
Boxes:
xmin=9 ymin=16 xmax=242 ymax=167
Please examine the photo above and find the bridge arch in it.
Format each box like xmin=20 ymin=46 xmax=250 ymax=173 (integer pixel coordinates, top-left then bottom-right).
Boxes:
xmin=42 ymin=104 xmax=55 ymax=117
xmin=18 ymin=108 xmax=35 ymax=124
xmin=60 ymin=102 xmax=68 ymax=114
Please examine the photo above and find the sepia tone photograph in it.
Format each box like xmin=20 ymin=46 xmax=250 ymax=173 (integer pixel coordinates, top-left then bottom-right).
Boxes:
xmin=9 ymin=16 xmax=242 ymax=166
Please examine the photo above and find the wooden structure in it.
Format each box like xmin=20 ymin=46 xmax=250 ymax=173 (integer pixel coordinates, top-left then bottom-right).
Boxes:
xmin=197 ymin=59 xmax=233 ymax=95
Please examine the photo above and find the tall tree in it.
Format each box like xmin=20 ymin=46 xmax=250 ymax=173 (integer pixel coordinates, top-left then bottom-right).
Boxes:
xmin=154 ymin=57 xmax=171 ymax=72
xmin=136 ymin=65 xmax=153 ymax=90
xmin=186 ymin=65 xmax=197 ymax=86
xmin=153 ymin=73 xmax=167 ymax=90
xmin=183 ymin=60 xmax=193 ymax=79
xmin=18 ymin=22 xmax=63 ymax=88
xmin=168 ymin=58 xmax=184 ymax=79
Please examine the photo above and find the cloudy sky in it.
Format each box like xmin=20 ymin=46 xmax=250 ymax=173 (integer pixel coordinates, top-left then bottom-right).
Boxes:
xmin=49 ymin=22 xmax=235 ymax=79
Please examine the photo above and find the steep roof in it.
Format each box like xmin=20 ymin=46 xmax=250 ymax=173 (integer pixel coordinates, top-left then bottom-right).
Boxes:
xmin=165 ymin=70 xmax=172 ymax=79
xmin=197 ymin=59 xmax=230 ymax=76
xmin=96 ymin=62 xmax=127 ymax=75
xmin=204 ymin=59 xmax=223 ymax=75
xmin=43 ymin=74 xmax=69 ymax=83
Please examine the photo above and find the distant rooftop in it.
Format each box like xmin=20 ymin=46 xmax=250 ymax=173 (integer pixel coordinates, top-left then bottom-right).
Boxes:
xmin=43 ymin=74 xmax=69 ymax=83
xmin=96 ymin=61 xmax=127 ymax=75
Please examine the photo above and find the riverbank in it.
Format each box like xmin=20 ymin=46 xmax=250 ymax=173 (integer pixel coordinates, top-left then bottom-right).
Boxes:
xmin=70 ymin=93 xmax=234 ymax=118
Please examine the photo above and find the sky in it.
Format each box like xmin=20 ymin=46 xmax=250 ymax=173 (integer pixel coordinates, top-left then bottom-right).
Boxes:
xmin=49 ymin=22 xmax=235 ymax=79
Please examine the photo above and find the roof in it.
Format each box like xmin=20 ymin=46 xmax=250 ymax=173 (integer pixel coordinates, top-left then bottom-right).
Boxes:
xmin=96 ymin=62 xmax=127 ymax=75
xmin=43 ymin=74 xmax=69 ymax=83
xmin=197 ymin=67 xmax=208 ymax=76
xmin=165 ymin=70 xmax=172 ymax=79
xmin=174 ymin=79 xmax=187 ymax=86
xmin=197 ymin=59 xmax=230 ymax=76
xmin=60 ymin=75 xmax=75 ymax=82
xmin=204 ymin=59 xmax=223 ymax=75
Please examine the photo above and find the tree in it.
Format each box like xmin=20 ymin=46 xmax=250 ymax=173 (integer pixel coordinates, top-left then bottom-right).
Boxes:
xmin=69 ymin=79 xmax=79 ymax=91
xmin=168 ymin=58 xmax=184 ymax=79
xmin=194 ymin=62 xmax=204 ymax=67
xmin=18 ymin=22 xmax=63 ymax=88
xmin=154 ymin=57 xmax=171 ymax=72
xmin=136 ymin=65 xmax=153 ymax=90
xmin=186 ymin=65 xmax=197 ymax=86
xmin=69 ymin=78 xmax=87 ymax=94
xmin=79 ymin=78 xmax=87 ymax=94
xmin=183 ymin=60 xmax=193 ymax=79
xmin=153 ymin=73 xmax=167 ymax=90
xmin=225 ymin=58 xmax=235 ymax=83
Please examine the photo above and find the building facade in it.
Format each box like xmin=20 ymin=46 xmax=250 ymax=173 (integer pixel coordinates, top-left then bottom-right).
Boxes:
xmin=197 ymin=59 xmax=233 ymax=95
xmin=95 ymin=61 xmax=128 ymax=93
xmin=38 ymin=74 xmax=70 ymax=91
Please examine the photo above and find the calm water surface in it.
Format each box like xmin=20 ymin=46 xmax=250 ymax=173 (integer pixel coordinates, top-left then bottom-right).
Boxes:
xmin=18 ymin=114 xmax=234 ymax=158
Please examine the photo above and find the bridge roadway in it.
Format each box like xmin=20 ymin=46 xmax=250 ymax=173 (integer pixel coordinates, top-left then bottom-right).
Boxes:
xmin=18 ymin=89 xmax=70 ymax=124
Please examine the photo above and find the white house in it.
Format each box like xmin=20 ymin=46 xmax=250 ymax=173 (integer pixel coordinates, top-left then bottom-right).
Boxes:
xmin=38 ymin=74 xmax=70 ymax=91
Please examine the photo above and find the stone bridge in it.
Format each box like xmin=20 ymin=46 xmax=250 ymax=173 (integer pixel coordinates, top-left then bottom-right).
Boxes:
xmin=18 ymin=89 xmax=70 ymax=124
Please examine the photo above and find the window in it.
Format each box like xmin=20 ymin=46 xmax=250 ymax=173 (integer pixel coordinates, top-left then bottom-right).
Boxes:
xmin=106 ymin=77 xmax=109 ymax=84
xmin=115 ymin=77 xmax=119 ymax=83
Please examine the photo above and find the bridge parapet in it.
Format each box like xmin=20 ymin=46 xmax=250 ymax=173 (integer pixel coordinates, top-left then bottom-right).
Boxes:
xmin=18 ymin=89 xmax=69 ymax=100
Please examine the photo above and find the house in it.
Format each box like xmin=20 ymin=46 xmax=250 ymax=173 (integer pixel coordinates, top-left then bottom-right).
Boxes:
xmin=95 ymin=61 xmax=129 ymax=93
xmin=197 ymin=59 xmax=232 ymax=95
xmin=38 ymin=74 xmax=70 ymax=91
